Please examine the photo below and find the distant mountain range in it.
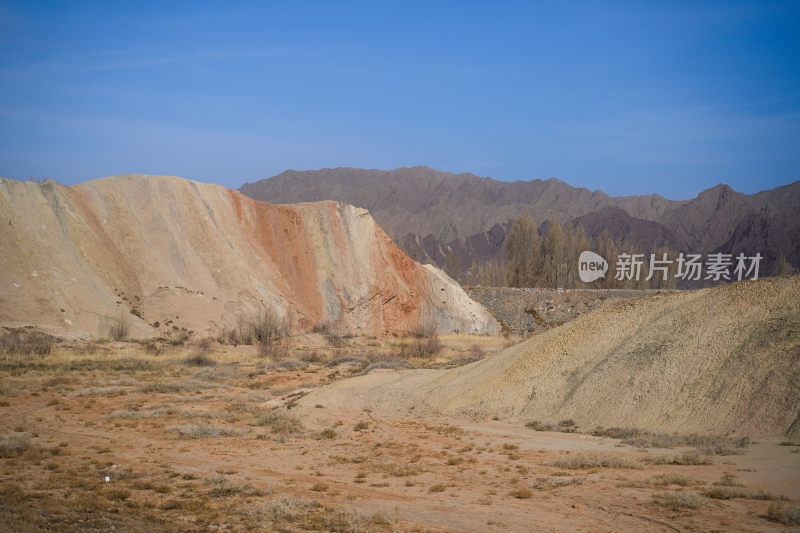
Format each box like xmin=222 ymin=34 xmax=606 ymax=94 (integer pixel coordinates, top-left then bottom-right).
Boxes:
xmin=240 ymin=166 xmax=800 ymax=279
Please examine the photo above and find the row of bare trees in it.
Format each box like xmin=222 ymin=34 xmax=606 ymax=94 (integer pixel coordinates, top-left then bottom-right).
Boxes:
xmin=465 ymin=214 xmax=679 ymax=289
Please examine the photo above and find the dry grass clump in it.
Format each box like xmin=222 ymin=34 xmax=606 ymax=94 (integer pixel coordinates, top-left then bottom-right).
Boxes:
xmin=649 ymin=473 xmax=695 ymax=487
xmin=510 ymin=487 xmax=533 ymax=499
xmin=360 ymin=360 xmax=411 ymax=375
xmin=252 ymin=408 xmax=304 ymax=435
xmin=765 ymin=503 xmax=800 ymax=526
xmin=526 ymin=420 xmax=557 ymax=432
xmin=643 ymin=451 xmax=712 ymax=466
xmin=106 ymin=407 xmax=169 ymax=419
xmin=184 ymin=353 xmax=217 ymax=367
xmin=253 ymin=496 xmax=393 ymax=531
xmin=273 ymin=359 xmax=307 ymax=371
xmin=69 ymin=386 xmax=125 ymax=397
xmin=326 ymin=356 xmax=368 ymax=366
xmin=0 ymin=482 xmax=27 ymax=506
xmin=206 ymin=475 xmax=261 ymax=497
xmin=168 ymin=423 xmax=249 ymax=439
xmin=257 ymin=495 xmax=320 ymax=522
xmin=702 ymin=486 xmax=788 ymax=501
xmin=531 ymin=477 xmax=584 ymax=490
xmin=319 ymin=428 xmax=337 ymax=440
xmin=653 ymin=491 xmax=704 ymax=510
xmin=550 ymin=453 xmax=639 ymax=470
xmin=590 ymin=426 xmax=750 ymax=454
xmin=140 ymin=380 xmax=222 ymax=394
xmin=713 ymin=473 xmax=744 ymax=487
xmin=0 ymin=432 xmax=31 ymax=457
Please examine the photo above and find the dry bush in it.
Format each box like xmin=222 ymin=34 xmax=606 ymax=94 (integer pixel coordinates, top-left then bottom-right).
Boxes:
xmin=257 ymin=495 xmax=320 ymax=522
xmin=360 ymin=360 xmax=411 ymax=375
xmin=0 ymin=329 xmax=56 ymax=356
xmin=0 ymin=483 xmax=27 ymax=506
xmin=219 ymin=314 xmax=253 ymax=345
xmin=510 ymin=487 xmax=533 ymax=499
xmin=399 ymin=336 xmax=442 ymax=359
xmin=310 ymin=482 xmax=328 ymax=492
xmin=592 ymin=426 xmax=750 ymax=453
xmin=551 ymin=453 xmax=639 ymax=470
xmin=531 ymin=477 xmax=584 ymax=490
xmin=220 ymin=307 xmax=288 ymax=346
xmin=765 ymin=503 xmax=800 ymax=526
xmin=109 ymin=310 xmax=130 ymax=340
xmin=714 ymin=473 xmax=744 ymax=487
xmin=184 ymin=353 xmax=217 ymax=367
xmin=301 ymin=350 xmax=324 ymax=363
xmin=259 ymin=340 xmax=289 ymax=360
xmin=702 ymin=486 xmax=788 ymax=501
xmin=194 ymin=337 xmax=215 ymax=355
xmin=644 ymin=451 xmax=712 ymax=466
xmin=207 ymin=475 xmax=261 ymax=497
xmin=319 ymin=428 xmax=337 ymax=440
xmin=653 ymin=491 xmax=704 ymax=510
xmin=253 ymin=495 xmax=393 ymax=530
xmin=326 ymin=356 xmax=368 ymax=368
xmin=139 ymin=380 xmax=223 ymax=394
xmin=107 ymin=407 xmax=168 ymax=419
xmin=168 ymin=423 xmax=249 ymax=439
xmin=168 ymin=328 xmax=190 ymax=346
xmin=252 ymin=409 xmax=303 ymax=435
xmin=649 ymin=473 xmax=695 ymax=487
xmin=0 ymin=433 xmax=31 ymax=458
xmin=526 ymin=420 xmax=557 ymax=432
xmin=252 ymin=307 xmax=286 ymax=345
xmin=413 ymin=313 xmax=437 ymax=338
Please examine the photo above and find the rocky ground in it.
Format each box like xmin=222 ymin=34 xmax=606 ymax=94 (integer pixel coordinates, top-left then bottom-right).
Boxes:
xmin=1 ymin=334 xmax=798 ymax=532
xmin=465 ymin=286 xmax=672 ymax=335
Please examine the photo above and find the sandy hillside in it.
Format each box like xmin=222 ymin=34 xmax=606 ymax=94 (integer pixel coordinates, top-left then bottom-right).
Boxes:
xmin=299 ymin=276 xmax=800 ymax=438
xmin=0 ymin=175 xmax=498 ymax=339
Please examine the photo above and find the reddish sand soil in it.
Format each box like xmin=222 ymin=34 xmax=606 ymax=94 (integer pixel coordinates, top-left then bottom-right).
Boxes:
xmin=1 ymin=348 xmax=797 ymax=532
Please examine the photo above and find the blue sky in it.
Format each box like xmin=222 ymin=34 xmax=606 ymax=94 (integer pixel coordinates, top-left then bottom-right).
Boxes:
xmin=0 ymin=1 xmax=798 ymax=199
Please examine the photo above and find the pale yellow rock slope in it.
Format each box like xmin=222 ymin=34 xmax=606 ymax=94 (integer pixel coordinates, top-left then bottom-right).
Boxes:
xmin=300 ymin=277 xmax=800 ymax=437
xmin=0 ymin=175 xmax=499 ymax=339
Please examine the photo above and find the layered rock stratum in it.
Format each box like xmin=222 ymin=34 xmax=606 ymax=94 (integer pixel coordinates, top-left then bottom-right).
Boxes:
xmin=299 ymin=276 xmax=800 ymax=438
xmin=0 ymin=175 xmax=499 ymax=339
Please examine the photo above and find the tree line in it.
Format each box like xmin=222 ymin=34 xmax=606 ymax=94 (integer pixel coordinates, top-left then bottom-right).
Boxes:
xmin=465 ymin=213 xmax=679 ymax=289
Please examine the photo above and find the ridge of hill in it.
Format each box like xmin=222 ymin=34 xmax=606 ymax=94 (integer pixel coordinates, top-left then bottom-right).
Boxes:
xmin=0 ymin=175 xmax=499 ymax=339
xmin=298 ymin=276 xmax=800 ymax=438
xmin=241 ymin=167 xmax=800 ymax=277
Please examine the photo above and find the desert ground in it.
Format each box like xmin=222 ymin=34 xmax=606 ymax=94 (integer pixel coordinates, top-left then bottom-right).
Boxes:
xmin=1 ymin=329 xmax=798 ymax=533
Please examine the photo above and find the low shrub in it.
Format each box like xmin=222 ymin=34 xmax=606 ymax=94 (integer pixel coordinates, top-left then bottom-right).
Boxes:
xmin=653 ymin=491 xmax=704 ymax=510
xmin=765 ymin=503 xmax=800 ymax=526
xmin=551 ymin=453 xmax=639 ymax=470
xmin=0 ymin=329 xmax=56 ymax=356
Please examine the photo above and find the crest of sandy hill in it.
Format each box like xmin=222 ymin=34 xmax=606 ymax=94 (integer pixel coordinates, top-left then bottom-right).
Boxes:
xmin=0 ymin=175 xmax=499 ymax=339
xmin=299 ymin=276 xmax=800 ymax=437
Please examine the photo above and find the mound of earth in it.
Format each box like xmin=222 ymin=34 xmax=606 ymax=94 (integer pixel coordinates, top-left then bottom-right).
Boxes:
xmin=0 ymin=175 xmax=499 ymax=339
xmin=465 ymin=286 xmax=674 ymax=335
xmin=299 ymin=276 xmax=800 ymax=438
